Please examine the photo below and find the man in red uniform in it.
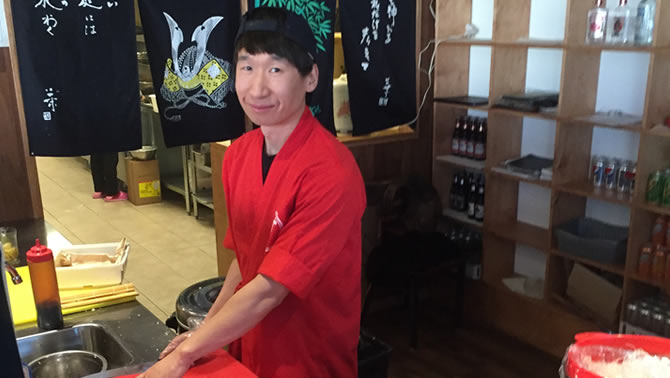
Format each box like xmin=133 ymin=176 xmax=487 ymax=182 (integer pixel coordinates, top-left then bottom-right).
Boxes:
xmin=140 ymin=7 xmax=366 ymax=378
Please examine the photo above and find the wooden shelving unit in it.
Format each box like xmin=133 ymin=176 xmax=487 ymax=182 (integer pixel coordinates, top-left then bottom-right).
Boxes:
xmin=551 ymin=249 xmax=626 ymax=277
xmin=488 ymin=167 xmax=553 ymax=188
xmin=437 ymin=38 xmax=670 ymax=51
xmin=443 ymin=208 xmax=483 ymax=228
xmin=554 ymin=181 xmax=633 ymax=207
xmin=628 ymin=272 xmax=667 ymax=290
xmin=435 ymin=154 xmax=485 ymax=171
xmin=636 ymin=202 xmax=670 ymax=217
xmin=433 ymin=100 xmax=644 ymax=131
xmin=485 ymin=221 xmax=550 ymax=252
xmin=432 ymin=0 xmax=670 ymax=358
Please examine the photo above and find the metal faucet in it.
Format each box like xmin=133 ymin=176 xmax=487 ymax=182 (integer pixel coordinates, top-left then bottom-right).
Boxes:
xmin=4 ymin=262 xmax=22 ymax=285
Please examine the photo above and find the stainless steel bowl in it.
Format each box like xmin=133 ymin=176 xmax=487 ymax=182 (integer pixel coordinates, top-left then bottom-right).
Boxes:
xmin=129 ymin=145 xmax=157 ymax=161
xmin=28 ymin=350 xmax=108 ymax=378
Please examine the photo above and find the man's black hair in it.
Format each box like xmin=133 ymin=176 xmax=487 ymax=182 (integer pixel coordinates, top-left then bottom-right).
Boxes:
xmin=234 ymin=7 xmax=315 ymax=77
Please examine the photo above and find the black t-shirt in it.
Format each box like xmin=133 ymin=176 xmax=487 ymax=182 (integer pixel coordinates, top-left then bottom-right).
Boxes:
xmin=262 ymin=141 xmax=276 ymax=184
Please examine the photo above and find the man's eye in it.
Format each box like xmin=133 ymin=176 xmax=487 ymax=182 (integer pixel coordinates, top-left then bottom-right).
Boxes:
xmin=270 ymin=67 xmax=281 ymax=73
xmin=239 ymin=66 xmax=252 ymax=71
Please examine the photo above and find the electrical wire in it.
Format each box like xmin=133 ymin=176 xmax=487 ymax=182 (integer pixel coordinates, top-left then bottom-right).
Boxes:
xmin=406 ymin=0 xmax=440 ymax=126
xmin=408 ymin=37 xmax=448 ymax=126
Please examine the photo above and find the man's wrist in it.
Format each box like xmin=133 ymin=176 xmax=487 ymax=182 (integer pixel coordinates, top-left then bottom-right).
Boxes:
xmin=174 ymin=341 xmax=198 ymax=367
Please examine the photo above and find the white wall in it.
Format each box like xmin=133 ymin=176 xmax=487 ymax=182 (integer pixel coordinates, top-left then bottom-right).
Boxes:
xmin=596 ymin=51 xmax=649 ymax=116
xmin=529 ymin=0 xmax=566 ymax=41
xmin=0 ymin=0 xmax=8 ymax=48
xmin=468 ymin=46 xmax=491 ymax=97
xmin=471 ymin=0 xmax=494 ymax=39
xmin=465 ymin=0 xmax=648 ymax=280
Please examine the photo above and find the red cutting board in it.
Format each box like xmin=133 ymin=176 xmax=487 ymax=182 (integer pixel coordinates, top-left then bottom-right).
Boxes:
xmin=117 ymin=350 xmax=256 ymax=377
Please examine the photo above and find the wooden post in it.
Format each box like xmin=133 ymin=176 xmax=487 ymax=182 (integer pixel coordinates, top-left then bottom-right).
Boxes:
xmin=0 ymin=0 xmax=43 ymax=223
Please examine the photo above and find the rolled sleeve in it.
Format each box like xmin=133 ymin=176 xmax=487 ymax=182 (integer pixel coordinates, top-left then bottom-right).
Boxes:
xmin=258 ymin=245 xmax=316 ymax=299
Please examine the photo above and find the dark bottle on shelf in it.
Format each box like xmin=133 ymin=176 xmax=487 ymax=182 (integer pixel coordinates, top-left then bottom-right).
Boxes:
xmin=449 ymin=173 xmax=460 ymax=210
xmin=457 ymin=172 xmax=468 ymax=212
xmin=452 ymin=118 xmax=463 ymax=155
xmin=466 ymin=118 xmax=477 ymax=158
xmin=467 ymin=176 xmax=478 ymax=219
xmin=474 ymin=118 xmax=487 ymax=161
xmin=475 ymin=178 xmax=485 ymax=222
xmin=459 ymin=118 xmax=470 ymax=156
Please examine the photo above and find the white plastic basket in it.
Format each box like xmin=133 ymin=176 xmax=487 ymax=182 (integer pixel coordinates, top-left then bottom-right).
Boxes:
xmin=53 ymin=242 xmax=129 ymax=289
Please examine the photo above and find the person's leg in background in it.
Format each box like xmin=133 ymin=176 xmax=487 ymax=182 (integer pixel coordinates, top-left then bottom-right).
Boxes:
xmin=103 ymin=152 xmax=127 ymax=202
xmin=90 ymin=154 xmax=106 ymax=199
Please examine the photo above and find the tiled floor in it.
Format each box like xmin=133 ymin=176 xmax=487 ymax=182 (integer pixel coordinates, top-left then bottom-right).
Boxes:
xmin=36 ymin=157 xmax=219 ymax=321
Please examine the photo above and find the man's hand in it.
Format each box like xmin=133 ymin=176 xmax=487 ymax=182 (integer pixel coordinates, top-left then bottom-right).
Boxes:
xmin=137 ymin=351 xmax=191 ymax=378
xmin=159 ymin=331 xmax=192 ymax=360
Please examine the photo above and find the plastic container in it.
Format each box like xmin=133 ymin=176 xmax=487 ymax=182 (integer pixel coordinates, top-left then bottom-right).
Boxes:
xmin=554 ymin=218 xmax=628 ymax=264
xmin=358 ymin=330 xmax=392 ymax=378
xmin=26 ymin=239 xmax=63 ymax=330
xmin=652 ymin=245 xmax=668 ymax=281
xmin=562 ymin=332 xmax=670 ymax=378
xmin=53 ymin=242 xmax=129 ymax=289
xmin=639 ymin=243 xmax=653 ymax=278
xmin=0 ymin=226 xmax=19 ymax=266
xmin=333 ymin=74 xmax=353 ymax=136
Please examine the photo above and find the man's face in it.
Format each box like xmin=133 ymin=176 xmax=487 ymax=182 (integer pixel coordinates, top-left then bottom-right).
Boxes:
xmin=235 ymin=49 xmax=318 ymax=128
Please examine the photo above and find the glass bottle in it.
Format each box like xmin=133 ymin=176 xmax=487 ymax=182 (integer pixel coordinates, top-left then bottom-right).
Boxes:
xmin=459 ymin=117 xmax=470 ymax=156
xmin=451 ymin=118 xmax=463 ymax=155
xmin=467 ymin=177 xmax=477 ymax=219
xmin=457 ymin=173 xmax=468 ymax=212
xmin=474 ymin=119 xmax=487 ymax=161
xmin=607 ymin=0 xmax=634 ymax=45
xmin=474 ymin=178 xmax=485 ymax=222
xmin=586 ymin=0 xmax=608 ymax=44
xmin=635 ymin=0 xmax=656 ymax=45
xmin=450 ymin=172 xmax=460 ymax=209
xmin=466 ymin=119 xmax=477 ymax=158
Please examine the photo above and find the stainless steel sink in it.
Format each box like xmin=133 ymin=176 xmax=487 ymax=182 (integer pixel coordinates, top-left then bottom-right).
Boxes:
xmin=17 ymin=323 xmax=134 ymax=370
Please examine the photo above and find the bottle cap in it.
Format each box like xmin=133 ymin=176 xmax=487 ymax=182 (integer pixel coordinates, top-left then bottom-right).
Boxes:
xmin=26 ymin=239 xmax=54 ymax=263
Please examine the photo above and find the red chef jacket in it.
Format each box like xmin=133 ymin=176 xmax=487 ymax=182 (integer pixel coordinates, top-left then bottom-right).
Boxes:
xmin=222 ymin=106 xmax=366 ymax=378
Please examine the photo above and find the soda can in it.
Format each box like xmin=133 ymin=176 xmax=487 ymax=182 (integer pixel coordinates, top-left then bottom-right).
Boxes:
xmin=589 ymin=156 xmax=601 ymax=180
xmin=664 ymin=169 xmax=670 ymax=207
xmin=605 ymin=159 xmax=619 ymax=191
xmin=617 ymin=161 xmax=630 ymax=193
xmin=647 ymin=170 xmax=664 ymax=205
xmin=592 ymin=156 xmax=605 ymax=187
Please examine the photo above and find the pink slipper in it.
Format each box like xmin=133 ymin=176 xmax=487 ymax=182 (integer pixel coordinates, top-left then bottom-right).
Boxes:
xmin=92 ymin=192 xmax=104 ymax=199
xmin=104 ymin=191 xmax=128 ymax=202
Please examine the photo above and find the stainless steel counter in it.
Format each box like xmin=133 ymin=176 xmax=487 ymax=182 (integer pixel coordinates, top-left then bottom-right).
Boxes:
xmin=15 ymin=301 xmax=174 ymax=365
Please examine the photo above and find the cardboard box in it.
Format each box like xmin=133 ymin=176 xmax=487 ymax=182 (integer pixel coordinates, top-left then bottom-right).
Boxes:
xmin=566 ymin=263 xmax=622 ymax=327
xmin=125 ymin=158 xmax=161 ymax=205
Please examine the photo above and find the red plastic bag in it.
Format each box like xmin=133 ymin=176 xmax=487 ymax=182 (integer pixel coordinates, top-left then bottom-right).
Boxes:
xmin=564 ymin=332 xmax=670 ymax=378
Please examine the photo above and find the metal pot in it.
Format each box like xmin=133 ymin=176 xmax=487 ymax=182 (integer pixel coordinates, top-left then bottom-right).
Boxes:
xmin=129 ymin=145 xmax=157 ymax=161
xmin=175 ymin=277 xmax=225 ymax=331
xmin=29 ymin=350 xmax=108 ymax=378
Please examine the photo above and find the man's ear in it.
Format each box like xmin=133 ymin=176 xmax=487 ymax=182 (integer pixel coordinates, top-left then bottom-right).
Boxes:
xmin=305 ymin=63 xmax=319 ymax=93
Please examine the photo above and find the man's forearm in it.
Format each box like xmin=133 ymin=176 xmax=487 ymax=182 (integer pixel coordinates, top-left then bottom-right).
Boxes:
xmin=205 ymin=258 xmax=242 ymax=321
xmin=175 ymin=274 xmax=289 ymax=365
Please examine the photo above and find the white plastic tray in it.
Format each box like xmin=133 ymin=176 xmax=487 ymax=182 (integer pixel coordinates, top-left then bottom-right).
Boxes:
xmin=54 ymin=242 xmax=129 ymax=289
